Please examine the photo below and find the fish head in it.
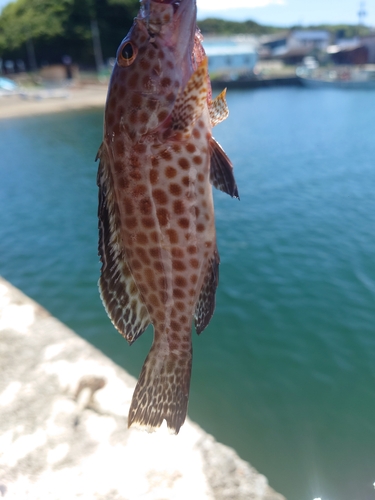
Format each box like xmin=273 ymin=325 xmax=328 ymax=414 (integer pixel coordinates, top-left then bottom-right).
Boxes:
xmin=105 ymin=0 xmax=197 ymax=141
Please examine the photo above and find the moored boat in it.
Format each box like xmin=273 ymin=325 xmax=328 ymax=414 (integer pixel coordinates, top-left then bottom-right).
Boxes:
xmin=296 ymin=64 xmax=375 ymax=89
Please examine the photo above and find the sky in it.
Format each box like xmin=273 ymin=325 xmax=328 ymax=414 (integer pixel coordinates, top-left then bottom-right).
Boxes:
xmin=0 ymin=0 xmax=374 ymax=27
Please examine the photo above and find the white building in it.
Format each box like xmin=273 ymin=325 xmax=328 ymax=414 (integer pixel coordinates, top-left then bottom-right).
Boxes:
xmin=203 ymin=37 xmax=258 ymax=77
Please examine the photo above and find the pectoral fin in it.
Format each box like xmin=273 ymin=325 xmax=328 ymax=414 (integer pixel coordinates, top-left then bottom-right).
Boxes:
xmin=171 ymin=57 xmax=208 ymax=135
xmin=97 ymin=144 xmax=150 ymax=345
xmin=194 ymin=247 xmax=220 ymax=335
xmin=209 ymin=137 xmax=239 ymax=199
xmin=209 ymin=88 xmax=229 ymax=127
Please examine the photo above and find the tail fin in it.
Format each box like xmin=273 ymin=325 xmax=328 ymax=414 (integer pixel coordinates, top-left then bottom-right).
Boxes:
xmin=128 ymin=342 xmax=192 ymax=434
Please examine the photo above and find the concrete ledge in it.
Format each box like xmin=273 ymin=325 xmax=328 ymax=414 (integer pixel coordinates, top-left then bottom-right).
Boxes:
xmin=0 ymin=276 xmax=285 ymax=500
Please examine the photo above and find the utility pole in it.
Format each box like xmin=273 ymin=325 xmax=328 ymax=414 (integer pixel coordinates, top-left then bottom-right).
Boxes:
xmin=358 ymin=1 xmax=367 ymax=25
xmin=26 ymin=38 xmax=37 ymax=72
xmin=91 ymin=18 xmax=104 ymax=75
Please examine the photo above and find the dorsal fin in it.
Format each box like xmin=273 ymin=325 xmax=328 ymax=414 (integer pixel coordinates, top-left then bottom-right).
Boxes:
xmin=209 ymin=137 xmax=239 ymax=199
xmin=209 ymin=88 xmax=229 ymax=127
xmin=96 ymin=144 xmax=150 ymax=345
xmin=171 ymin=57 xmax=208 ymax=135
xmin=194 ymin=247 xmax=220 ymax=335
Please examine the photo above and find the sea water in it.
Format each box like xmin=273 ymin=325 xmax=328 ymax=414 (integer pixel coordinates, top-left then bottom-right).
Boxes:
xmin=1 ymin=87 xmax=375 ymax=500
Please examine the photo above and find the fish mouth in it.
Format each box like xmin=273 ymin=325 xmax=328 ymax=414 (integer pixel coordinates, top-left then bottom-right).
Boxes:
xmin=150 ymin=0 xmax=181 ymax=12
xmin=141 ymin=0 xmax=192 ymax=31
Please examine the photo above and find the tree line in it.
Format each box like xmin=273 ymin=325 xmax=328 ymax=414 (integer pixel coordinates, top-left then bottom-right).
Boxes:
xmin=0 ymin=0 xmax=373 ymax=70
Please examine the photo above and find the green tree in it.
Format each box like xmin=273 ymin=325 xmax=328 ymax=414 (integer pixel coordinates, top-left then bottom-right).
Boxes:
xmin=0 ymin=0 xmax=138 ymax=68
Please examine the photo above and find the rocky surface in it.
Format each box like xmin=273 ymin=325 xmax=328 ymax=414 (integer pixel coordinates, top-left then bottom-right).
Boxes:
xmin=0 ymin=276 xmax=286 ymax=500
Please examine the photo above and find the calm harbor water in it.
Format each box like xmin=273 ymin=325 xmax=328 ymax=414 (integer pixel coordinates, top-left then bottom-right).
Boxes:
xmin=1 ymin=87 xmax=375 ymax=500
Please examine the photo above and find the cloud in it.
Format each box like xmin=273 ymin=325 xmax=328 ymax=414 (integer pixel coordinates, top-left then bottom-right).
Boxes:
xmin=197 ymin=0 xmax=285 ymax=10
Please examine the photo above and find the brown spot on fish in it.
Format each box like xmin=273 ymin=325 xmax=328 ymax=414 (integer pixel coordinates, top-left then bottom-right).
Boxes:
xmin=197 ymin=173 xmax=204 ymax=182
xmin=178 ymin=217 xmax=189 ymax=229
xmin=158 ymin=110 xmax=168 ymax=122
xmin=193 ymin=155 xmax=202 ymax=165
xmin=197 ymin=223 xmax=205 ymax=232
xmin=158 ymin=277 xmax=168 ymax=290
xmin=136 ymin=232 xmax=148 ymax=244
xmin=142 ymin=217 xmax=155 ymax=228
xmin=174 ymin=276 xmax=187 ymax=287
xmin=182 ymin=176 xmax=190 ymax=187
xmin=165 ymin=166 xmax=177 ymax=178
xmin=178 ymin=157 xmax=189 ymax=170
xmin=132 ymin=259 xmax=141 ymax=270
xmin=193 ymin=129 xmax=200 ymax=139
xmin=139 ymin=111 xmax=149 ymax=124
xmin=139 ymin=197 xmax=152 ymax=215
xmin=169 ymin=183 xmax=182 ymax=196
xmin=124 ymin=199 xmax=134 ymax=215
xmin=175 ymin=301 xmax=185 ymax=311
xmin=132 ymin=93 xmax=143 ymax=108
xmin=150 ymin=168 xmax=159 ymax=185
xmin=140 ymin=58 xmax=151 ymax=71
xmin=114 ymin=160 xmax=123 ymax=173
xmin=132 ymin=184 xmax=147 ymax=197
xmin=186 ymin=143 xmax=196 ymax=153
xmin=126 ymin=217 xmax=137 ymax=229
xmin=154 ymin=260 xmax=164 ymax=272
xmin=134 ymin=143 xmax=147 ymax=154
xmin=173 ymin=200 xmax=185 ymax=215
xmin=171 ymin=247 xmax=184 ymax=258
xmin=115 ymin=141 xmax=125 ymax=157
xmin=157 ymin=208 xmax=169 ymax=226
xmin=153 ymin=189 xmax=168 ymax=205
xmin=174 ymin=287 xmax=186 ymax=298
xmin=166 ymin=92 xmax=176 ymax=103
xmin=150 ymin=231 xmax=159 ymax=243
xmin=147 ymin=98 xmax=158 ymax=111
xmin=150 ymin=247 xmax=161 ymax=258
xmin=137 ymin=248 xmax=151 ymax=265
xmin=156 ymin=310 xmax=165 ymax=322
xmin=129 ymin=109 xmax=138 ymax=124
xmin=190 ymin=258 xmax=199 ymax=268
xmin=190 ymin=274 xmax=198 ymax=284
xmin=161 ymin=77 xmax=171 ymax=87
xmin=160 ymin=149 xmax=172 ymax=161
xmin=170 ymin=320 xmax=180 ymax=331
xmin=130 ymin=170 xmax=142 ymax=181
xmin=173 ymin=259 xmax=187 ymax=271
xmin=166 ymin=228 xmax=179 ymax=244
xmin=149 ymin=294 xmax=159 ymax=307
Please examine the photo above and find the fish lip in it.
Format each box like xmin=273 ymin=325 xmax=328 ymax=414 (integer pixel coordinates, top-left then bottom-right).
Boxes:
xmin=152 ymin=0 xmax=181 ymax=12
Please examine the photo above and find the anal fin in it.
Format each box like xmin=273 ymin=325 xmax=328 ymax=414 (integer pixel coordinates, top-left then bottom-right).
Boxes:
xmin=194 ymin=247 xmax=220 ymax=334
xmin=97 ymin=144 xmax=150 ymax=344
xmin=209 ymin=137 xmax=239 ymax=199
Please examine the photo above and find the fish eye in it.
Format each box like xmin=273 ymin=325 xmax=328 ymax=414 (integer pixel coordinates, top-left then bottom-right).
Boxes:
xmin=118 ymin=41 xmax=137 ymax=66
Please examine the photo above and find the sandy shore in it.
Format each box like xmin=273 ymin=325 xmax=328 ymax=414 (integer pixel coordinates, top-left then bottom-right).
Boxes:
xmin=0 ymin=84 xmax=108 ymax=120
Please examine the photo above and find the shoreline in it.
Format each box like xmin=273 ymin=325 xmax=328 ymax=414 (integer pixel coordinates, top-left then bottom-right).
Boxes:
xmin=0 ymin=84 xmax=107 ymax=120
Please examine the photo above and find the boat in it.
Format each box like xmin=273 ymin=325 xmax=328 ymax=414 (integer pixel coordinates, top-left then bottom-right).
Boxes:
xmin=296 ymin=64 xmax=375 ymax=89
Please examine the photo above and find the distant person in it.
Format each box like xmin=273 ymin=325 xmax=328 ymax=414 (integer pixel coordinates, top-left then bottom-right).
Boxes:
xmin=62 ymin=55 xmax=73 ymax=80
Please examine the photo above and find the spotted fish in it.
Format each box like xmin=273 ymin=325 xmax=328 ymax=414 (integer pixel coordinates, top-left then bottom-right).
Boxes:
xmin=96 ymin=0 xmax=238 ymax=434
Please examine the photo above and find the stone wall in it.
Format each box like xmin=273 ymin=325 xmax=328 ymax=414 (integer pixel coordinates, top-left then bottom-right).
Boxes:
xmin=0 ymin=277 xmax=286 ymax=500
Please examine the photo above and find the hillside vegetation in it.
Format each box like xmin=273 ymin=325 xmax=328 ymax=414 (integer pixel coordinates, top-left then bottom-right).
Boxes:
xmin=0 ymin=0 xmax=373 ymax=69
